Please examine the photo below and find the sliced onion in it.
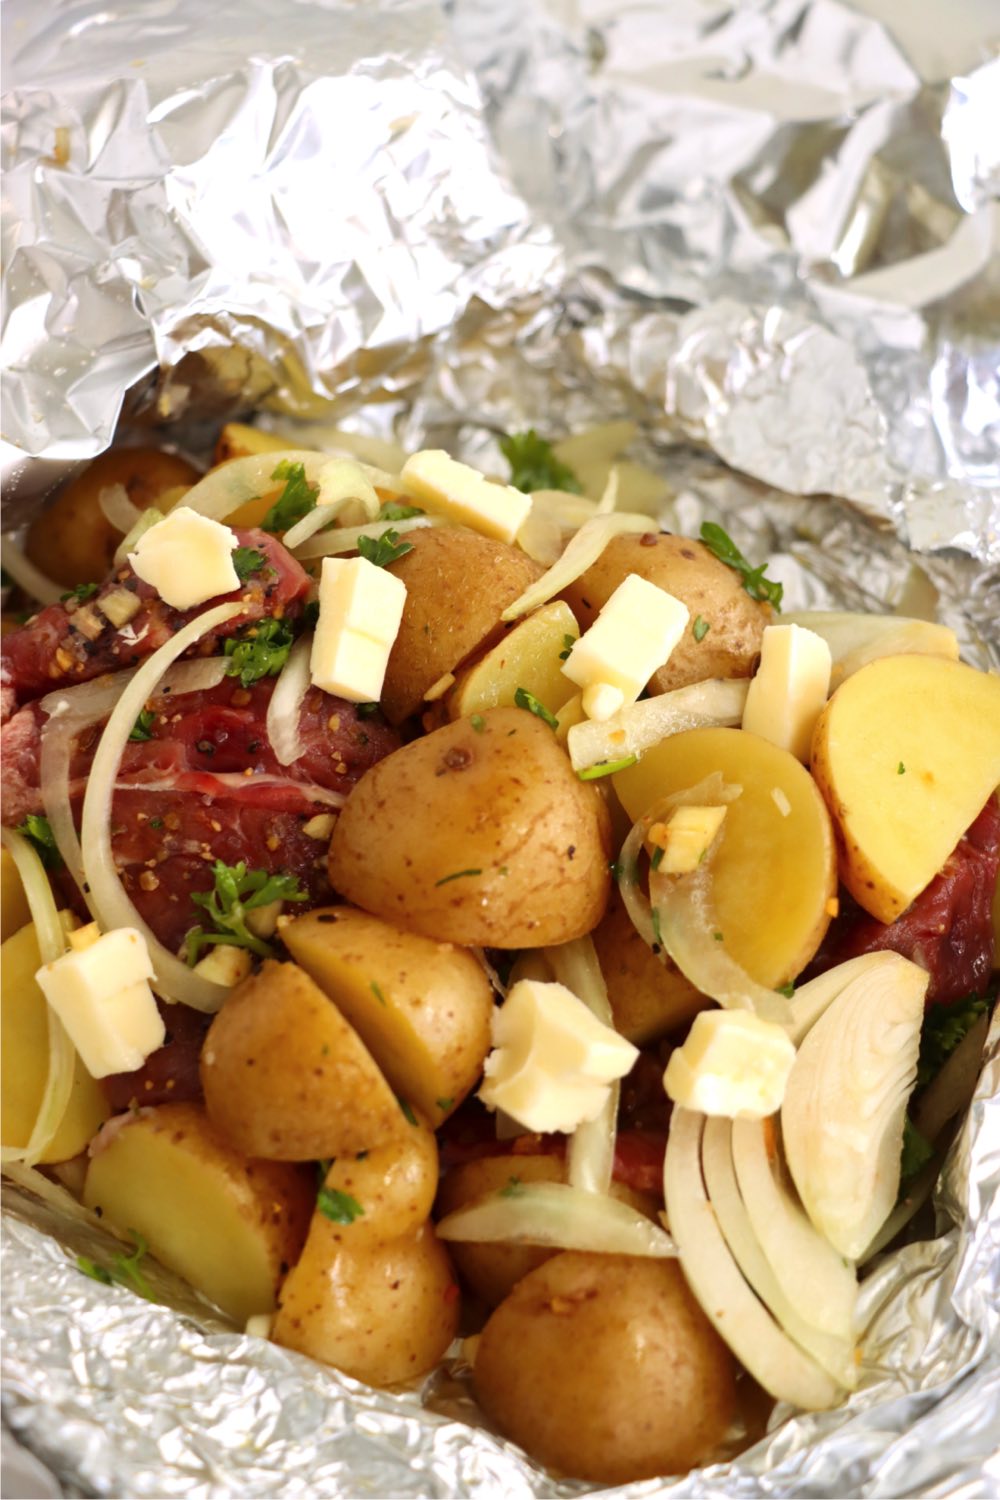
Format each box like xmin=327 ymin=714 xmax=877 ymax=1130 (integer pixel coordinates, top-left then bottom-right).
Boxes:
xmin=0 ymin=537 xmax=62 ymax=606
xmin=80 ymin=603 xmax=241 ymax=1012
xmin=545 ymin=937 xmax=618 ymax=1196
xmin=169 ymin=451 xmax=330 ymax=524
xmin=500 ymin=512 xmax=653 ymax=623
xmin=528 ymin=489 xmax=599 ymax=529
xmin=112 ymin=506 xmax=164 ymax=568
xmin=98 ymin=483 xmax=139 ymax=534
xmin=514 ymin=507 xmax=564 ymax=565
xmin=567 ymin=679 xmax=748 ymax=772
xmin=664 ymin=1108 xmax=842 ymax=1409
xmin=783 ymin=610 xmax=958 ymax=687
xmin=730 ymin=1116 xmax=858 ymax=1341
xmin=282 ymin=461 xmax=381 ymax=550
xmin=595 ymin=466 xmax=619 ymax=515
xmin=436 ymin=1181 xmax=675 ymax=1259
xmin=266 ymin=635 xmax=313 ymax=765
xmin=784 ymin=953 xmax=906 ymax=1046
xmin=294 ymin=515 xmax=434 ymax=561
xmin=0 ymin=829 xmax=75 ymax=1166
xmin=701 ymin=1117 xmax=856 ymax=1388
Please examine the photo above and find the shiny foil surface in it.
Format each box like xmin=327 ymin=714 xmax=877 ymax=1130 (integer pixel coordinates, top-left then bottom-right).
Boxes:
xmin=2 ymin=0 xmax=999 ymax=1494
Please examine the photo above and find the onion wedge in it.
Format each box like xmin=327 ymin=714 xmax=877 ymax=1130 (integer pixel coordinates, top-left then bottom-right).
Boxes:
xmin=500 ymin=512 xmax=652 ymax=623
xmin=545 ymin=937 xmax=618 ymax=1196
xmin=98 ymin=483 xmax=140 ymax=534
xmin=266 ymin=634 xmax=313 ymax=766
xmin=80 ymin=603 xmax=241 ymax=1012
xmin=567 ymin=679 xmax=748 ymax=772
xmin=293 ymin=516 xmax=433 ymax=561
xmin=168 ymin=451 xmax=329 ymax=524
xmin=0 ymin=537 xmax=62 ymax=606
xmin=663 ymin=1107 xmax=842 ymax=1409
xmin=436 ymin=1181 xmax=675 ymax=1259
xmin=282 ymin=460 xmax=381 ymax=550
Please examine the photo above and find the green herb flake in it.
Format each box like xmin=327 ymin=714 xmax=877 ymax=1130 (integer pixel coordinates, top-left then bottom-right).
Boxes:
xmin=398 ymin=1097 xmax=418 ymax=1127
xmin=185 ymin=860 xmax=308 ymax=964
xmin=699 ymin=522 xmax=783 ymax=610
xmin=15 ymin=812 xmax=62 ymax=870
xmin=223 ymin=616 xmax=295 ymax=687
xmin=900 ymin=1117 xmax=934 ymax=1184
xmin=379 ymin=500 xmax=425 ymax=521
xmin=356 ymin=702 xmax=380 ymax=719
xmin=371 ymin=981 xmax=387 ymax=1007
xmin=514 ymin=686 xmax=558 ymax=729
xmin=777 ymin=982 xmax=796 ymax=999
xmin=263 ymin=461 xmax=319 ymax=533
xmin=61 ymin=581 xmax=99 ymax=604
xmin=148 ymin=817 xmax=163 ymax=830
xmin=470 ymin=713 xmax=486 ymax=733
xmin=232 ymin=546 xmax=268 ymax=582
xmin=317 ymin=1187 xmax=365 ymax=1225
xmin=917 ymin=993 xmax=993 ymax=1088
xmin=434 ymin=868 xmax=482 ymax=886
xmin=650 ymin=845 xmax=665 ymax=871
xmin=692 ymin=614 xmax=711 ymax=642
xmin=500 ymin=1175 xmax=525 ymax=1199
xmin=897 ymin=761 xmax=906 ymax=775
xmin=577 ymin=755 xmax=638 ymax=780
xmin=436 ymin=1097 xmax=455 ymax=1113
xmin=651 ymin=908 xmax=664 ymax=950
xmin=129 ymin=707 xmax=156 ymax=742
xmin=357 ymin=528 xmax=413 ymax=568
xmin=77 ymin=1232 xmax=154 ymax=1300
xmin=558 ymin=633 xmax=576 ymax=662
xmin=608 ymin=859 xmax=624 ymax=881
xmin=500 ymin=431 xmax=582 ymax=496
xmin=77 ymin=1255 xmax=113 ymax=1286
xmin=713 ymin=930 xmax=724 ymax=942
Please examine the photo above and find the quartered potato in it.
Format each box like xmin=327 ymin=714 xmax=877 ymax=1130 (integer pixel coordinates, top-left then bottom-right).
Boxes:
xmin=446 ymin=599 xmax=579 ymax=721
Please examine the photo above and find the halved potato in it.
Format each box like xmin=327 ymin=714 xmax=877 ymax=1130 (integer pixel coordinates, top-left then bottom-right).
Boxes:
xmin=615 ymin=727 xmax=836 ymax=987
xmin=811 ymin=655 xmax=1000 ymax=923
xmin=319 ymin=1123 xmax=439 ymax=1241
xmin=280 ymin=906 xmax=493 ymax=1127
xmin=82 ymin=1102 xmax=313 ymax=1323
xmin=446 ymin=600 xmax=579 ymax=721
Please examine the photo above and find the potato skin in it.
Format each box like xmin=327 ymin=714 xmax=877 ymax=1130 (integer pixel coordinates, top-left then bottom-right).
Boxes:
xmin=201 ymin=960 xmax=407 ymax=1160
xmin=26 ymin=447 xmax=200 ymax=588
xmin=328 ymin=707 xmax=612 ymax=947
xmin=591 ymin=885 xmax=707 ymax=1045
xmin=562 ymin=533 xmax=769 ymax=694
xmin=473 ymin=1252 xmax=737 ymax=1483
xmin=381 ymin=528 xmax=542 ymax=723
xmin=321 ymin=1123 xmax=440 ymax=1241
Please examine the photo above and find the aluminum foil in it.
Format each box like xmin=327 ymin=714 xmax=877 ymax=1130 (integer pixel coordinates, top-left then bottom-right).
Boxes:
xmin=2 ymin=0 xmax=1000 ymax=1494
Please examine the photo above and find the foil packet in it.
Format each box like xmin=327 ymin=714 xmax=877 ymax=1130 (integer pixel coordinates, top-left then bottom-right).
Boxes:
xmin=2 ymin=0 xmax=999 ymax=1494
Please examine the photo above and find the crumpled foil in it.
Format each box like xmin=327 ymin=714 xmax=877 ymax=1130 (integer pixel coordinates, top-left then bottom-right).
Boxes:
xmin=2 ymin=0 xmax=999 ymax=1494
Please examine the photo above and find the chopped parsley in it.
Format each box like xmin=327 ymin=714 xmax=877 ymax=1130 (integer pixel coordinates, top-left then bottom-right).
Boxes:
xmin=651 ymin=908 xmax=664 ymax=950
xmin=185 ymin=860 xmax=308 ymax=963
xmin=262 ymin=461 xmax=319 ymax=533
xmin=15 ymin=812 xmax=62 ymax=870
xmin=500 ymin=430 xmax=581 ymax=496
xmin=148 ymin=817 xmax=163 ymax=830
xmin=692 ymin=614 xmax=711 ymax=642
xmin=129 ymin=708 xmax=156 ymax=742
xmin=777 ymin=982 xmax=796 ymax=999
xmin=232 ymin=546 xmax=268 ymax=582
xmin=356 ymin=702 xmax=381 ymax=719
xmin=576 ymin=755 xmax=637 ymax=780
xmin=699 ymin=522 xmax=783 ymax=610
xmin=917 ymin=993 xmax=993 ymax=1088
xmin=317 ymin=1187 xmax=365 ymax=1225
xmin=357 ymin=528 xmax=413 ymax=568
xmin=61 ymin=581 xmax=99 ymax=604
xmin=897 ymin=761 xmax=906 ymax=775
xmin=514 ymin=686 xmax=558 ymax=729
xmin=398 ymin=1097 xmax=418 ymax=1126
xmin=650 ymin=846 xmax=665 ymax=871
xmin=77 ymin=1231 xmax=153 ymax=1301
xmin=379 ymin=500 xmax=425 ymax=521
xmin=434 ymin=868 xmax=482 ymax=886
xmin=371 ymin=981 xmax=387 ymax=1007
xmin=436 ymin=1097 xmax=454 ymax=1113
xmin=470 ymin=713 xmax=486 ymax=733
xmin=713 ymin=930 xmax=724 ymax=942
xmin=558 ymin=633 xmax=576 ymax=661
xmin=500 ymin=1175 xmax=525 ymax=1198
xmin=900 ymin=1117 xmax=934 ymax=1185
xmin=223 ymin=616 xmax=295 ymax=687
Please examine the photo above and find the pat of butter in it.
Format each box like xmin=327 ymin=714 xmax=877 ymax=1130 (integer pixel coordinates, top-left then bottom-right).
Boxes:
xmin=129 ymin=506 xmax=240 ymax=610
xmin=649 ymin=805 xmax=727 ymax=874
xmin=741 ymin=623 xmax=832 ymax=763
xmin=663 ymin=1010 xmax=796 ymax=1118
xmin=310 ymin=555 xmax=406 ymax=703
xmin=581 ymin=682 xmax=625 ymax=722
xmin=400 ymin=450 xmax=532 ymax=544
xmin=479 ymin=978 xmax=638 ymax=1133
xmin=563 ymin=573 xmax=689 ymax=713
xmin=35 ymin=927 xmax=165 ymax=1080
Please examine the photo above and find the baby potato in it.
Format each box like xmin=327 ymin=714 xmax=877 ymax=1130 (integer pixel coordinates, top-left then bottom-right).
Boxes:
xmin=381 ymin=528 xmax=542 ymax=723
xmin=591 ymin=885 xmax=708 ymax=1044
xmin=562 ymin=533 xmax=769 ymax=694
xmin=82 ymin=1102 xmax=313 ymax=1324
xmin=328 ymin=707 xmax=612 ymax=947
xmin=473 ymin=1252 xmax=737 ymax=1483
xmin=201 ymin=960 xmax=407 ymax=1160
xmin=273 ymin=1218 xmax=459 ymax=1387
xmin=26 ymin=447 xmax=200 ymax=588
xmin=320 ymin=1123 xmax=440 ymax=1241
xmin=280 ymin=906 xmax=493 ymax=1127
xmin=446 ymin=600 xmax=579 ymax=721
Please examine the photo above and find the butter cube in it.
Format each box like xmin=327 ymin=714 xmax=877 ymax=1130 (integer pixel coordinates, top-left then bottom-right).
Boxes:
xmin=563 ymin=573 xmax=689 ymax=712
xmin=129 ymin=506 xmax=240 ymax=611
xmin=581 ymin=682 xmax=625 ymax=722
xmin=741 ymin=623 xmax=832 ymax=763
xmin=650 ymin=805 xmax=727 ymax=874
xmin=663 ymin=1010 xmax=796 ymax=1118
xmin=36 ymin=927 xmax=165 ymax=1079
xmin=479 ymin=978 xmax=638 ymax=1133
xmin=310 ymin=555 xmax=406 ymax=702
xmin=400 ymin=450 xmax=532 ymax=544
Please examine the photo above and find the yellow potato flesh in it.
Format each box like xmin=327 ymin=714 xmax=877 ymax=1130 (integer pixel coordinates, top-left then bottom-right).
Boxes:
xmin=447 ymin=600 xmax=579 ymax=720
xmin=1 ymin=924 xmax=109 ymax=1162
xmin=615 ymin=727 xmax=836 ymax=986
xmin=811 ymin=655 xmax=1000 ymax=923
xmin=1 ymin=849 xmax=31 ymax=941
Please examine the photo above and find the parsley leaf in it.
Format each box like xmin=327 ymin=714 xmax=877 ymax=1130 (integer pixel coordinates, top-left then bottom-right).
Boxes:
xmin=514 ymin=686 xmax=558 ymax=729
xmin=558 ymin=633 xmax=576 ymax=661
xmin=262 ymin=461 xmax=319 ymax=533
xmin=357 ymin=528 xmax=413 ymax=568
xmin=15 ymin=812 xmax=62 ymax=870
xmin=317 ymin=1186 xmax=365 ymax=1225
xmin=61 ymin=581 xmax=99 ymax=604
xmin=232 ymin=546 xmax=268 ymax=582
xmin=185 ymin=860 xmax=308 ymax=963
xmin=129 ymin=708 xmax=156 ymax=742
xmin=699 ymin=522 xmax=783 ymax=610
xmin=76 ymin=1231 xmax=154 ymax=1301
xmin=500 ymin=431 xmax=582 ymax=495
xmin=692 ymin=614 xmax=710 ymax=642
xmin=223 ymin=617 xmax=295 ymax=687
xmin=900 ymin=1117 xmax=934 ymax=1185
xmin=917 ymin=994 xmax=993 ymax=1088
xmin=379 ymin=500 xmax=425 ymax=521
